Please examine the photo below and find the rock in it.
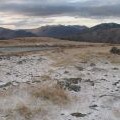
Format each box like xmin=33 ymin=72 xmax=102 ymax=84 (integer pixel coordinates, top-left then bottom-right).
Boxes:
xmin=0 ymin=82 xmax=12 ymax=88
xmin=68 ymin=84 xmax=81 ymax=92
xmin=37 ymin=58 xmax=45 ymax=62
xmin=112 ymin=80 xmax=120 ymax=86
xmin=85 ymin=79 xmax=95 ymax=86
xmin=64 ymin=71 xmax=69 ymax=74
xmin=65 ymin=78 xmax=82 ymax=84
xmin=57 ymin=80 xmax=70 ymax=89
xmin=89 ymin=104 xmax=98 ymax=110
xmin=71 ymin=113 xmax=87 ymax=117
xmin=89 ymin=105 xmax=98 ymax=108
xmin=6 ymin=72 xmax=11 ymax=75
xmin=76 ymin=66 xmax=84 ymax=71
xmin=112 ymin=67 xmax=119 ymax=70
xmin=90 ymin=63 xmax=96 ymax=67
xmin=17 ymin=61 xmax=23 ymax=64
xmin=0 ymin=56 xmax=10 ymax=60
xmin=101 ymin=78 xmax=107 ymax=81
xmin=104 ymin=74 xmax=108 ymax=76
xmin=57 ymin=79 xmax=81 ymax=92
xmin=17 ymin=59 xmax=27 ymax=64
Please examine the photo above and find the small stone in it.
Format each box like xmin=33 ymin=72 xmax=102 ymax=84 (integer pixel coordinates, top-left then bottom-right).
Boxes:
xmin=17 ymin=61 xmax=23 ymax=64
xmin=76 ymin=66 xmax=84 ymax=71
xmin=71 ymin=113 xmax=87 ymax=117
xmin=90 ymin=63 xmax=96 ymax=67
xmin=85 ymin=79 xmax=95 ymax=86
xmin=112 ymin=67 xmax=119 ymax=70
xmin=89 ymin=105 xmax=98 ymax=108
xmin=6 ymin=73 xmax=11 ymax=75
xmin=65 ymin=78 xmax=82 ymax=84
xmin=64 ymin=71 xmax=69 ymax=74
xmin=68 ymin=85 xmax=81 ymax=92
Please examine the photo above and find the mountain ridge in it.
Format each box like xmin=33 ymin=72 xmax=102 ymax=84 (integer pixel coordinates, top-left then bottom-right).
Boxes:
xmin=0 ymin=28 xmax=36 ymax=40
xmin=0 ymin=23 xmax=120 ymax=43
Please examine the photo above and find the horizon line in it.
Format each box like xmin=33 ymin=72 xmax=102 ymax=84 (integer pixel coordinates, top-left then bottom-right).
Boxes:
xmin=0 ymin=22 xmax=120 ymax=30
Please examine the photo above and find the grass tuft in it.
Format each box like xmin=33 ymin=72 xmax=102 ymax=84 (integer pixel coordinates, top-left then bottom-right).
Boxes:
xmin=32 ymin=83 xmax=69 ymax=105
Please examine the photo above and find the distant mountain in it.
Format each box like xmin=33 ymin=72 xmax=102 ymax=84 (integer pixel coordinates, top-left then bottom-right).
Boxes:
xmin=27 ymin=25 xmax=88 ymax=38
xmin=91 ymin=23 xmax=120 ymax=31
xmin=61 ymin=23 xmax=120 ymax=44
xmin=0 ymin=27 xmax=14 ymax=39
xmin=0 ymin=23 xmax=120 ymax=44
xmin=0 ymin=27 xmax=36 ymax=39
xmin=12 ymin=30 xmax=37 ymax=38
xmin=26 ymin=23 xmax=120 ymax=43
xmin=67 ymin=28 xmax=120 ymax=43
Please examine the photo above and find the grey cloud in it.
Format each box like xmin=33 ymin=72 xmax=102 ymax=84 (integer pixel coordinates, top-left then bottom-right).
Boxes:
xmin=0 ymin=0 xmax=120 ymax=18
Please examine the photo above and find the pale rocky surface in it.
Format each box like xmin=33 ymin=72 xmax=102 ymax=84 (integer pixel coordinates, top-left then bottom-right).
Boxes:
xmin=0 ymin=38 xmax=120 ymax=120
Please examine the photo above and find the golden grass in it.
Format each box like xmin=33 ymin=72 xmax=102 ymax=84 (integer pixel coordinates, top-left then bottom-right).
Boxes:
xmin=31 ymin=83 xmax=69 ymax=105
xmin=40 ymin=75 xmax=52 ymax=81
xmin=15 ymin=103 xmax=45 ymax=120
xmin=16 ymin=104 xmax=33 ymax=119
xmin=55 ymin=46 xmax=115 ymax=68
xmin=108 ymin=55 xmax=120 ymax=64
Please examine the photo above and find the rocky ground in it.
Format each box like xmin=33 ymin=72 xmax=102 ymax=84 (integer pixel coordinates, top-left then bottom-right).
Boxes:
xmin=0 ymin=38 xmax=120 ymax=120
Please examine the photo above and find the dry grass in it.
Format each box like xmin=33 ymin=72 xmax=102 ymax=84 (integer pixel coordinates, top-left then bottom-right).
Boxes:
xmin=50 ymin=45 xmax=109 ymax=66
xmin=15 ymin=103 xmax=43 ymax=119
xmin=0 ymin=37 xmax=89 ymax=47
xmin=16 ymin=104 xmax=33 ymax=119
xmin=31 ymin=83 xmax=69 ymax=105
xmin=40 ymin=75 xmax=52 ymax=81
xmin=108 ymin=54 xmax=120 ymax=64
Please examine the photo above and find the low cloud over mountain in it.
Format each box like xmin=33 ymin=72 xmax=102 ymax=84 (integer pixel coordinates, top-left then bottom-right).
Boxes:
xmin=0 ymin=0 xmax=120 ymax=29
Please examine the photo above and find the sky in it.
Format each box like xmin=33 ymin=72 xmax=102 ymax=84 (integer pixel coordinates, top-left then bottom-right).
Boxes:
xmin=0 ymin=0 xmax=120 ymax=29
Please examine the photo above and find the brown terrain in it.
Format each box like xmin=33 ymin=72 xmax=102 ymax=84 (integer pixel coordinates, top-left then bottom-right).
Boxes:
xmin=0 ymin=37 xmax=120 ymax=120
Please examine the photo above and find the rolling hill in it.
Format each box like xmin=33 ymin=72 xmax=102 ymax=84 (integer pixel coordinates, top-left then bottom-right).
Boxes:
xmin=60 ymin=23 xmax=120 ymax=44
xmin=26 ymin=25 xmax=88 ymax=38
xmin=0 ymin=23 xmax=120 ymax=44
xmin=0 ymin=27 xmax=36 ymax=39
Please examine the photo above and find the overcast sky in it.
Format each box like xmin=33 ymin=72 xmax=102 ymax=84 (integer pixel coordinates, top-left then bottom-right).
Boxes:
xmin=0 ymin=0 xmax=120 ymax=29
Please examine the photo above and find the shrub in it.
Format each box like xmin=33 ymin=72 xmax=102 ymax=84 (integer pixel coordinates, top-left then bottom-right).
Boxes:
xmin=110 ymin=47 xmax=120 ymax=55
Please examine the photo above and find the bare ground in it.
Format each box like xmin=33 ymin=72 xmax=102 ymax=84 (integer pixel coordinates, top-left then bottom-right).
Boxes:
xmin=0 ymin=37 xmax=120 ymax=120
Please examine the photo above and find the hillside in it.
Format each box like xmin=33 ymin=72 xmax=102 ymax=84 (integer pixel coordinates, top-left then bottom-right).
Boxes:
xmin=27 ymin=23 xmax=120 ymax=44
xmin=61 ymin=23 xmax=120 ymax=44
xmin=26 ymin=25 xmax=87 ymax=38
xmin=0 ymin=28 xmax=36 ymax=39
xmin=0 ymin=23 xmax=120 ymax=44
